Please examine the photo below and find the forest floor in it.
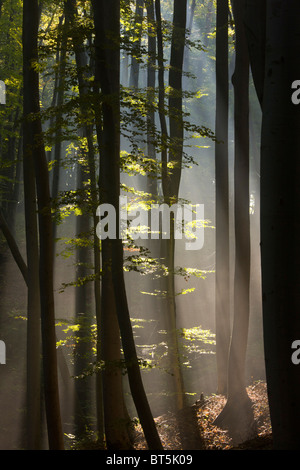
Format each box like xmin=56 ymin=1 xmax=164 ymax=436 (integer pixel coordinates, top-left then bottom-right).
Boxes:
xmin=132 ymin=381 xmax=272 ymax=450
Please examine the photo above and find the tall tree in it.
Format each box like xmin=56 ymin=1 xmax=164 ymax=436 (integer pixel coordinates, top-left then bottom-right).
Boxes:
xmin=146 ymin=0 xmax=157 ymax=197
xmin=23 ymin=0 xmax=64 ymax=450
xmin=63 ymin=0 xmax=99 ymax=438
xmin=50 ymin=13 xmax=68 ymax=244
xmin=92 ymin=0 xmax=163 ymax=450
xmin=154 ymin=0 xmax=187 ymax=413
xmin=214 ymin=0 xmax=230 ymax=396
xmin=246 ymin=0 xmax=300 ymax=449
xmin=214 ymin=0 xmax=255 ymax=444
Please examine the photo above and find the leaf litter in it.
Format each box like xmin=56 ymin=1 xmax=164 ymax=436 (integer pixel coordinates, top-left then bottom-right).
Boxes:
xmin=132 ymin=380 xmax=272 ymax=450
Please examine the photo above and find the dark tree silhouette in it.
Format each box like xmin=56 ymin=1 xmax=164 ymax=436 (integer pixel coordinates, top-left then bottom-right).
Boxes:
xmin=214 ymin=0 xmax=256 ymax=444
xmin=23 ymin=0 xmax=64 ymax=450
xmin=214 ymin=0 xmax=230 ymax=396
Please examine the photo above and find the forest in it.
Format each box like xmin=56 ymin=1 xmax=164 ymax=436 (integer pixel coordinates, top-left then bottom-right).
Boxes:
xmin=0 ymin=0 xmax=300 ymax=453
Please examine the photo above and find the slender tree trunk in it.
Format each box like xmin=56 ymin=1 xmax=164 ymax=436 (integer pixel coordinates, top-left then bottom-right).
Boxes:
xmin=154 ymin=0 xmax=168 ymax=173
xmin=23 ymin=0 xmax=64 ymax=450
xmin=74 ymin=155 xmax=93 ymax=436
xmin=165 ymin=0 xmax=187 ymax=412
xmin=146 ymin=0 xmax=157 ymax=198
xmin=256 ymin=0 xmax=300 ymax=449
xmin=183 ymin=0 xmax=196 ymax=81
xmin=0 ymin=209 xmax=28 ymax=284
xmin=51 ymin=14 xmax=68 ymax=245
xmin=67 ymin=0 xmax=127 ymax=445
xmin=228 ymin=0 xmax=251 ymax=404
xmin=64 ymin=0 xmax=96 ymax=437
xmin=244 ymin=0 xmax=266 ymax=108
xmin=215 ymin=0 xmax=230 ymax=396
xmin=22 ymin=11 xmax=42 ymax=450
xmin=154 ymin=0 xmax=187 ymax=413
xmin=22 ymin=140 xmax=42 ymax=450
xmin=7 ymin=132 xmax=23 ymax=236
xmin=129 ymin=0 xmax=144 ymax=89
xmin=92 ymin=0 xmax=163 ymax=450
xmin=167 ymin=0 xmax=186 ymax=200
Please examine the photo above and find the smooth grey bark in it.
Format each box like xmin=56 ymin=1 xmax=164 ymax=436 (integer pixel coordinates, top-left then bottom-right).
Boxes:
xmin=215 ymin=0 xmax=230 ymax=396
xmin=92 ymin=0 xmax=163 ymax=450
xmin=245 ymin=0 xmax=300 ymax=450
xmin=163 ymin=0 xmax=187 ymax=412
xmin=7 ymin=132 xmax=23 ymax=236
xmin=51 ymin=14 xmax=68 ymax=245
xmin=22 ymin=10 xmax=42 ymax=449
xmin=67 ymin=0 xmax=129 ymax=446
xmin=154 ymin=0 xmax=168 ymax=166
xmin=64 ymin=0 xmax=98 ymax=438
xmin=129 ymin=0 xmax=144 ymax=89
xmin=214 ymin=0 xmax=256 ymax=444
xmin=0 ymin=209 xmax=28 ymax=285
xmin=23 ymin=0 xmax=64 ymax=450
xmin=154 ymin=0 xmax=187 ymax=413
xmin=167 ymin=0 xmax=187 ymax=200
xmin=146 ymin=0 xmax=157 ymax=198
xmin=22 ymin=140 xmax=42 ymax=450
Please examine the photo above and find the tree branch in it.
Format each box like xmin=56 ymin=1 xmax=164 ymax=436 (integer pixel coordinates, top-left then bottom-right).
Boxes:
xmin=0 ymin=209 xmax=28 ymax=286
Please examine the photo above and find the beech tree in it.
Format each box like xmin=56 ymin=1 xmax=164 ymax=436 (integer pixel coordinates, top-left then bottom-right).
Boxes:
xmin=245 ymin=0 xmax=300 ymax=449
xmin=154 ymin=0 xmax=187 ymax=413
xmin=214 ymin=0 xmax=255 ymax=444
xmin=214 ymin=0 xmax=230 ymax=396
xmin=92 ymin=0 xmax=163 ymax=450
xmin=0 ymin=0 xmax=282 ymax=451
xmin=23 ymin=0 xmax=64 ymax=450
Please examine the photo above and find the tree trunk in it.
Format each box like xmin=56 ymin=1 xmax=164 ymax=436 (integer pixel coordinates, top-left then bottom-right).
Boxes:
xmin=214 ymin=0 xmax=256 ymax=445
xmin=23 ymin=0 xmax=64 ymax=450
xmin=165 ymin=0 xmax=188 ymax=412
xmin=154 ymin=0 xmax=187 ymax=413
xmin=146 ymin=0 xmax=157 ymax=198
xmin=92 ymin=0 xmax=163 ymax=450
xmin=74 ymin=155 xmax=93 ymax=436
xmin=0 ymin=209 xmax=28 ymax=285
xmin=22 ymin=129 xmax=42 ymax=450
xmin=244 ymin=0 xmax=266 ymax=108
xmin=258 ymin=0 xmax=300 ymax=449
xmin=154 ymin=0 xmax=168 ymax=170
xmin=215 ymin=0 xmax=230 ymax=396
xmin=51 ymin=14 xmax=67 ymax=244
xmin=129 ymin=0 xmax=144 ymax=89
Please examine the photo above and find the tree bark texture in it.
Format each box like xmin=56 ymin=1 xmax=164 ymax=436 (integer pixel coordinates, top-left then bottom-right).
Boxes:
xmin=215 ymin=0 xmax=230 ymax=396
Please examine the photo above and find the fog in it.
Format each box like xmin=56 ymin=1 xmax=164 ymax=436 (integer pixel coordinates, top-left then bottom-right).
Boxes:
xmin=0 ymin=2 xmax=266 ymax=449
